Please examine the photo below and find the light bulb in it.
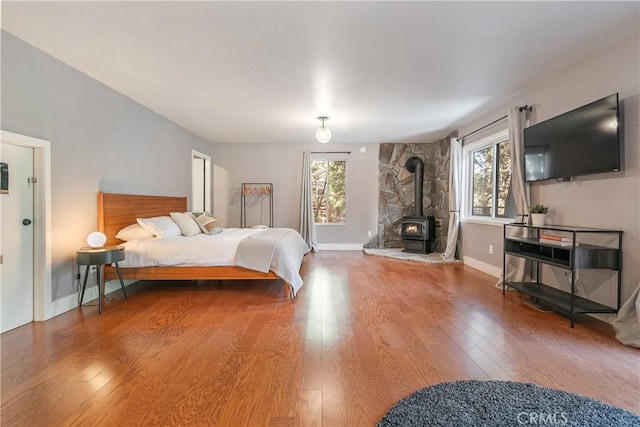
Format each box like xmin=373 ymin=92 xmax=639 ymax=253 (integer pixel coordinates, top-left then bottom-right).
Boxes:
xmin=87 ymin=231 xmax=107 ymax=248
xmin=316 ymin=125 xmax=332 ymax=143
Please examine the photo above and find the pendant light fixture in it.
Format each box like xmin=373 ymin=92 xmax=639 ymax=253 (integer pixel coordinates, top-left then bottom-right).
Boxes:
xmin=315 ymin=116 xmax=331 ymax=143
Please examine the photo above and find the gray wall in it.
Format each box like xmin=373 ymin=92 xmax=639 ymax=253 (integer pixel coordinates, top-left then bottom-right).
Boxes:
xmin=209 ymin=142 xmax=379 ymax=245
xmin=459 ymin=32 xmax=640 ymax=306
xmin=1 ymin=31 xmax=213 ymax=301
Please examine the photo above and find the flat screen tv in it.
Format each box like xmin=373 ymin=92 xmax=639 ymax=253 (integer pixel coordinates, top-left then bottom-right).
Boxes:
xmin=523 ymin=93 xmax=620 ymax=182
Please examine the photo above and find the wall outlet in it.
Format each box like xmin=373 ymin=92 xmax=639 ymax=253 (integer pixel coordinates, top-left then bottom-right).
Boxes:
xmin=76 ymin=273 xmax=81 ymax=280
xmin=89 ymin=266 xmax=97 ymax=273
xmin=368 ymin=230 xmax=373 ymax=238
xmin=489 ymin=244 xmax=494 ymax=255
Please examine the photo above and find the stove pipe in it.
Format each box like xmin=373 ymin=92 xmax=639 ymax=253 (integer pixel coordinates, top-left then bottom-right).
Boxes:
xmin=405 ymin=156 xmax=424 ymax=217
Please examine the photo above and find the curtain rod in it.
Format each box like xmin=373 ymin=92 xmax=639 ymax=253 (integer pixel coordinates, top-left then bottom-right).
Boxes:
xmin=311 ymin=151 xmax=351 ymax=154
xmin=459 ymin=105 xmax=532 ymax=141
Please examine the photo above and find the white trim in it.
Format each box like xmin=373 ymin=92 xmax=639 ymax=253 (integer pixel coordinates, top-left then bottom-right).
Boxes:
xmin=309 ymin=152 xmax=350 ymax=161
xmin=192 ymin=150 xmax=211 ymax=162
xmin=50 ymin=279 xmax=137 ymax=317
xmin=461 ymin=218 xmax=513 ymax=228
xmin=317 ymin=243 xmax=363 ymax=251
xmin=463 ymin=255 xmax=502 ymax=278
xmin=464 ymin=128 xmax=509 ymax=150
xmin=50 ymin=292 xmax=80 ymax=317
xmin=1 ymin=130 xmax=52 ymax=321
xmin=461 ymin=128 xmax=514 ymax=222
xmin=79 ymin=279 xmax=136 ymax=307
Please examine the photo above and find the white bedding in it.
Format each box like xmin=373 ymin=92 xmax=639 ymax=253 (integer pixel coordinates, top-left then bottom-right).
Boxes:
xmin=118 ymin=228 xmax=310 ymax=296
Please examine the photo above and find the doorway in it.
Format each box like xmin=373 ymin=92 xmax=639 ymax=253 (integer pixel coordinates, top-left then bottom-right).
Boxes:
xmin=191 ymin=150 xmax=211 ymax=212
xmin=0 ymin=131 xmax=52 ymax=331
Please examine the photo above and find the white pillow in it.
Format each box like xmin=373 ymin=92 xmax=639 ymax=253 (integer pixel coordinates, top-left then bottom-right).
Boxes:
xmin=115 ymin=223 xmax=155 ymax=241
xmin=170 ymin=212 xmax=202 ymax=237
xmin=137 ymin=216 xmax=182 ymax=239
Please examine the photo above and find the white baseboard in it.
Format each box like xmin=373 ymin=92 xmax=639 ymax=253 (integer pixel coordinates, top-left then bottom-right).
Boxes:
xmin=317 ymin=243 xmax=363 ymax=251
xmin=50 ymin=292 xmax=81 ymax=317
xmin=463 ymin=256 xmax=502 ymax=278
xmin=50 ymin=279 xmax=136 ymax=317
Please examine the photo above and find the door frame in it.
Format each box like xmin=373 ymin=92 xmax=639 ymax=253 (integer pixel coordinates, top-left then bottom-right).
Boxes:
xmin=1 ymin=130 xmax=52 ymax=321
xmin=191 ymin=150 xmax=212 ymax=212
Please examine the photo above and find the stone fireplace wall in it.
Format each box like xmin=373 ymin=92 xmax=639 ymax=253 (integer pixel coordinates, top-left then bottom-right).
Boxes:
xmin=364 ymin=132 xmax=456 ymax=254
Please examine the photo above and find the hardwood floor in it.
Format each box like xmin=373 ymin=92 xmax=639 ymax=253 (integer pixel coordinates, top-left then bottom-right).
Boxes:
xmin=2 ymin=251 xmax=638 ymax=426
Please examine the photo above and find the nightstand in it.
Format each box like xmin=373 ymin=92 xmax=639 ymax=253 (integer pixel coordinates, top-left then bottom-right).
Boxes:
xmin=76 ymin=246 xmax=127 ymax=313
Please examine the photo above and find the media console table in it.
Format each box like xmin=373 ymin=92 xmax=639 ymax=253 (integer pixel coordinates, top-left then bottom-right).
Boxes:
xmin=503 ymin=224 xmax=622 ymax=327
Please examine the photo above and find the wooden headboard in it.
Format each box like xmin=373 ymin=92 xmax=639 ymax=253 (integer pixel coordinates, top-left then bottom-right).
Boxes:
xmin=98 ymin=192 xmax=187 ymax=246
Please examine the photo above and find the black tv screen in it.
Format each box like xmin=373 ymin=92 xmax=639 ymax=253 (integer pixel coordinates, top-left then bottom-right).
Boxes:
xmin=523 ymin=93 xmax=620 ymax=182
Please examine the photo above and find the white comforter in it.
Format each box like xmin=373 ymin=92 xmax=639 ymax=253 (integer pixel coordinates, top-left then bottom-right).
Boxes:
xmin=119 ymin=228 xmax=310 ymax=296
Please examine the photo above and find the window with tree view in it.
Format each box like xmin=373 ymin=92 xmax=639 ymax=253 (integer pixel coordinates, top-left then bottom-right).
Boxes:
xmin=312 ymin=159 xmax=346 ymax=224
xmin=467 ymin=131 xmax=516 ymax=219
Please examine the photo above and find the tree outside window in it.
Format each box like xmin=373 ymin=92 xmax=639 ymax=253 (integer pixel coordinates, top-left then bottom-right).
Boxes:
xmin=472 ymin=145 xmax=494 ymax=216
xmin=311 ymin=160 xmax=346 ymax=223
xmin=496 ymin=141 xmax=515 ymax=217
xmin=466 ymin=131 xmax=516 ymax=220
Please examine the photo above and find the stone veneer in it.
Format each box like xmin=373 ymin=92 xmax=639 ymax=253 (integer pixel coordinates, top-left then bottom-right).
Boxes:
xmin=364 ymin=132 xmax=456 ymax=254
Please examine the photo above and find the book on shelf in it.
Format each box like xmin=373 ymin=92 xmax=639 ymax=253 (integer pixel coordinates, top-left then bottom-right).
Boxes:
xmin=539 ymin=238 xmax=578 ymax=246
xmin=539 ymin=233 xmax=572 ymax=242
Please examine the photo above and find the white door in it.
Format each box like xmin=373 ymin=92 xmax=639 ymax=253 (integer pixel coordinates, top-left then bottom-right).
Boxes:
xmin=0 ymin=143 xmax=35 ymax=333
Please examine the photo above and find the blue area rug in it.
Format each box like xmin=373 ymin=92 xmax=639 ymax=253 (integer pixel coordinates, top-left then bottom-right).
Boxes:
xmin=378 ymin=380 xmax=640 ymax=427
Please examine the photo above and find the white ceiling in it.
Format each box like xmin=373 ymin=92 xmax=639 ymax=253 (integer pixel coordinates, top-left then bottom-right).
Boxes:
xmin=2 ymin=1 xmax=638 ymax=145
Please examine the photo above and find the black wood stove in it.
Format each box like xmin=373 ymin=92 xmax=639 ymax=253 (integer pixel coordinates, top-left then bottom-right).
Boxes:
xmin=401 ymin=156 xmax=436 ymax=254
xmin=401 ymin=215 xmax=436 ymax=254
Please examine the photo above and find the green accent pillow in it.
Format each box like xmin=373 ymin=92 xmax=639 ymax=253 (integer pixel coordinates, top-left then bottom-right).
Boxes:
xmin=191 ymin=212 xmax=223 ymax=235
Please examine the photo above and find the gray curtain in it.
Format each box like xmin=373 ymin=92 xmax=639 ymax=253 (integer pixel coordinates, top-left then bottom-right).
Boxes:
xmin=508 ymin=106 xmax=530 ymax=227
xmin=442 ymin=137 xmax=461 ymax=261
xmin=498 ymin=107 xmax=530 ymax=286
xmin=299 ymin=150 xmax=317 ymax=252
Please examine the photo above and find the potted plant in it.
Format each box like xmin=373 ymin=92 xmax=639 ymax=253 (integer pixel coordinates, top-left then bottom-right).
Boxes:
xmin=529 ymin=204 xmax=549 ymax=226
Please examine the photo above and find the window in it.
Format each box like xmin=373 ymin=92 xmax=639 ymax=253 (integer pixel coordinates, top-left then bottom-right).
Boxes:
xmin=311 ymin=159 xmax=346 ymax=224
xmin=462 ymin=129 xmax=516 ymax=222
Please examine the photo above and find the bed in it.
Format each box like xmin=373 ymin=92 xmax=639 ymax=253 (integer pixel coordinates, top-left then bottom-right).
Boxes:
xmin=98 ymin=192 xmax=309 ymax=298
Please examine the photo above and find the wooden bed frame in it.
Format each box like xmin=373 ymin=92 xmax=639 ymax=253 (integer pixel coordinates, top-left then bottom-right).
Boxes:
xmin=98 ymin=192 xmax=291 ymax=296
